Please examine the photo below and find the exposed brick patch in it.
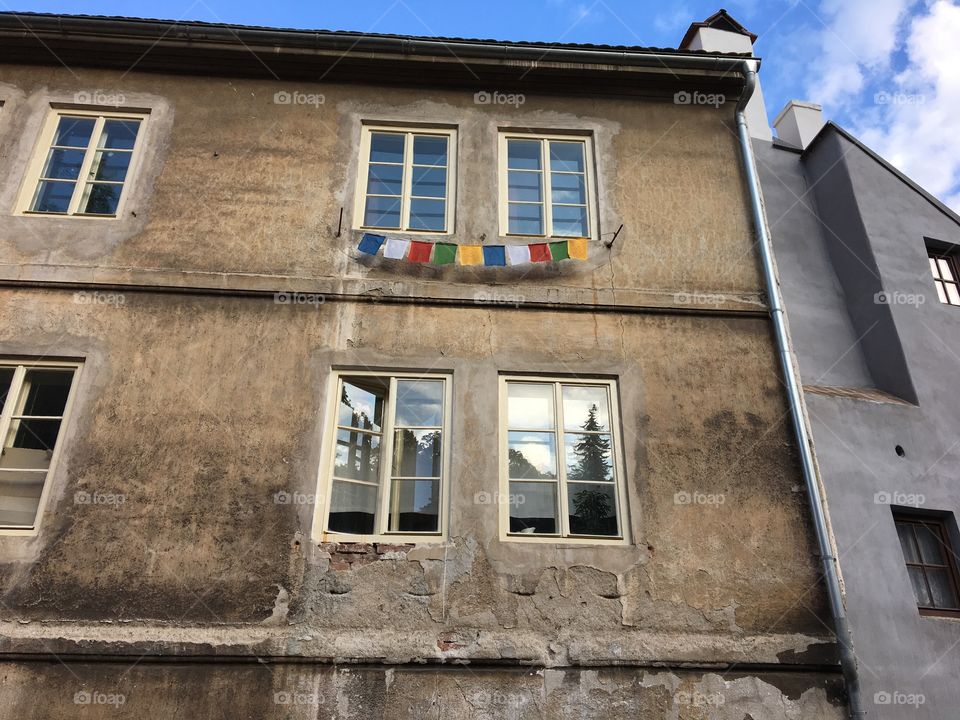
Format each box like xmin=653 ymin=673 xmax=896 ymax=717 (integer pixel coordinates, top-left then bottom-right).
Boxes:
xmin=320 ymin=541 xmax=415 ymax=571
xmin=437 ymin=631 xmax=468 ymax=652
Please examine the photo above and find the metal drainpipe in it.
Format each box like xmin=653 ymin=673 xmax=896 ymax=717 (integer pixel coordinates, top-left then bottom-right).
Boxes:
xmin=733 ymin=61 xmax=866 ymax=719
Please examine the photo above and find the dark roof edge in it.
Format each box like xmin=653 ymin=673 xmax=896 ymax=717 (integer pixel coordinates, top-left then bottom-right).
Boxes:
xmin=0 ymin=11 xmax=757 ymax=68
xmin=805 ymin=122 xmax=960 ymax=228
xmin=679 ymin=9 xmax=758 ymax=49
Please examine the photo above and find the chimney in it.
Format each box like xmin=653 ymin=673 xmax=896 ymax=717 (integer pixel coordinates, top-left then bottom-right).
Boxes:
xmin=773 ymin=101 xmax=824 ymax=150
xmin=679 ymin=10 xmax=772 ymax=142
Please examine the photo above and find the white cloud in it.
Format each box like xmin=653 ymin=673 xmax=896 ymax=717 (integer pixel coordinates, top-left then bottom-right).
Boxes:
xmin=855 ymin=0 xmax=960 ymax=209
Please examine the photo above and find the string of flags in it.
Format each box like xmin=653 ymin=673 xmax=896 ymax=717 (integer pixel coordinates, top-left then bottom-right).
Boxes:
xmin=357 ymin=233 xmax=588 ymax=266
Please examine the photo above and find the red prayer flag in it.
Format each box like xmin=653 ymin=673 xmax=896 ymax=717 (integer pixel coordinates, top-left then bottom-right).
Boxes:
xmin=529 ymin=243 xmax=551 ymax=262
xmin=408 ymin=241 xmax=433 ymax=263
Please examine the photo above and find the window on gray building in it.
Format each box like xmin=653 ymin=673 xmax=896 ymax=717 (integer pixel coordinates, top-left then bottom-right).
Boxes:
xmin=894 ymin=512 xmax=960 ymax=616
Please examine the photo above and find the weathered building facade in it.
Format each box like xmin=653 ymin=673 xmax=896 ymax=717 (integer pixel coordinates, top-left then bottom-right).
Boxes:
xmin=761 ymin=103 xmax=960 ymax=718
xmin=0 ymin=12 xmax=850 ymax=718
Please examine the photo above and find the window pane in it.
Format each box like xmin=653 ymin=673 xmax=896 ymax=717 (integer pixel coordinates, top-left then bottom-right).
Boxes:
xmin=908 ymin=566 xmax=932 ymax=606
xmin=80 ymin=183 xmax=123 ymax=215
xmin=328 ymin=479 xmax=377 ymax=534
xmin=936 ymin=281 xmax=949 ymax=304
xmin=508 ymin=383 xmax=555 ymax=430
xmin=389 ymin=478 xmax=439 ymax=532
xmin=549 ymin=141 xmax=585 ymax=173
xmin=508 ymin=202 xmax=543 ymax=235
xmin=53 ymin=117 xmax=95 ymax=148
xmin=507 ymin=139 xmax=541 ymax=170
xmin=3 ymin=419 xmax=60 ymax=465
xmin=90 ymin=150 xmax=132 ymax=183
xmin=567 ymin=482 xmax=618 ymax=536
xmin=370 ymin=133 xmax=405 ymax=164
xmin=946 ymin=284 xmax=960 ymax=305
xmin=917 ymin=524 xmax=948 ymax=565
xmin=930 ymin=257 xmax=941 ymax=279
xmin=411 ymin=166 xmax=446 ymax=198
xmin=551 ymin=172 xmax=586 ymax=204
xmin=42 ymin=148 xmax=86 ymax=180
xmin=395 ymin=380 xmax=444 ymax=427
xmin=508 ymin=170 xmax=542 ymax=202
xmin=19 ymin=370 xmax=72 ymax=417
xmin=928 ymin=568 xmax=959 ymax=609
xmin=409 ymin=198 xmax=446 ymax=231
xmin=552 ymin=205 xmax=588 ymax=237
xmin=0 ymin=368 xmax=13 ymax=410
xmin=413 ymin=135 xmax=447 ymax=167
xmin=564 ymin=433 xmax=613 ymax=482
xmin=509 ymin=481 xmax=557 ymax=534
xmin=339 ymin=379 xmax=385 ymax=432
xmin=938 ymin=259 xmax=955 ymax=282
xmin=507 ymin=431 xmax=557 ymax=479
xmin=367 ymin=163 xmax=403 ymax=196
xmin=392 ymin=429 xmax=442 ymax=478
xmin=334 ymin=429 xmax=381 ymax=483
xmin=0 ymin=469 xmax=46 ymax=528
xmin=364 ymin=195 xmax=402 ymax=228
xmin=562 ymin=385 xmax=610 ymax=432
xmin=100 ymin=119 xmax=141 ymax=150
xmin=32 ymin=181 xmax=74 ymax=213
xmin=897 ymin=522 xmax=920 ymax=563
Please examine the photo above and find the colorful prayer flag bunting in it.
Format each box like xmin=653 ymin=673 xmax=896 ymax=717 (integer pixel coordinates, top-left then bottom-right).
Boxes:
xmin=384 ymin=238 xmax=410 ymax=260
xmin=458 ymin=245 xmax=484 ymax=266
xmin=357 ymin=233 xmax=386 ymax=256
xmin=408 ymin=241 xmax=432 ymax=263
xmin=482 ymin=245 xmax=506 ymax=267
xmin=529 ymin=243 xmax=551 ymax=263
xmin=549 ymin=241 xmax=569 ymax=261
xmin=433 ymin=243 xmax=457 ymax=265
xmin=568 ymin=237 xmax=588 ymax=260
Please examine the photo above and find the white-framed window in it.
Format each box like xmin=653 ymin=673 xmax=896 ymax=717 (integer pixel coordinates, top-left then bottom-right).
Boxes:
xmin=499 ymin=376 xmax=627 ymax=543
xmin=0 ymin=360 xmax=82 ymax=533
xmin=17 ymin=108 xmax=147 ymax=217
xmin=498 ymin=132 xmax=596 ymax=240
xmin=353 ymin=125 xmax=457 ymax=234
xmin=315 ymin=371 xmax=452 ymax=541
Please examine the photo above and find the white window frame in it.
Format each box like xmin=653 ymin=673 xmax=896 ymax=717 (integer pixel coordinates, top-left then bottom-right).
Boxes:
xmin=497 ymin=131 xmax=598 ymax=241
xmin=0 ymin=359 xmax=82 ymax=536
xmin=313 ymin=370 xmax=453 ymax=543
xmin=15 ymin=107 xmax=148 ymax=218
xmin=353 ymin=124 xmax=457 ymax=235
xmin=498 ymin=375 xmax=628 ymax=545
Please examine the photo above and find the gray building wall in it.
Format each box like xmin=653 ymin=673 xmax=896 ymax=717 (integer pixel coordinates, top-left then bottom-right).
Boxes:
xmin=759 ymin=128 xmax=960 ymax=719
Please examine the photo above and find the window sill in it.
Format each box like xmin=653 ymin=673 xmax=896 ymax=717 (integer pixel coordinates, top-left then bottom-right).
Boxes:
xmin=919 ymin=607 xmax=960 ymax=619
xmin=20 ymin=211 xmax=119 ymax=219
xmin=502 ymin=533 xmax=628 ymax=546
xmin=355 ymin=226 xmax=452 ymax=237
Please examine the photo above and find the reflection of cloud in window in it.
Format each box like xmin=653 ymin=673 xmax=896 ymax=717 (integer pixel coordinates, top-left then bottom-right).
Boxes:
xmin=513 ymin=433 xmax=554 ymax=474
xmin=562 ymin=385 xmax=609 ymax=430
xmin=396 ymin=380 xmax=443 ymax=426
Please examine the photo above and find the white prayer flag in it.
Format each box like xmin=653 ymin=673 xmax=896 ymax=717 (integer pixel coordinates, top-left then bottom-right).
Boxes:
xmin=384 ymin=238 xmax=410 ymax=260
xmin=506 ymin=244 xmax=531 ymax=265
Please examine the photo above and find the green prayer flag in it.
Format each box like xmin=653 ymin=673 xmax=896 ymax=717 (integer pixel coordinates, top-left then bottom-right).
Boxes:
xmin=549 ymin=241 xmax=570 ymax=261
xmin=433 ymin=243 xmax=458 ymax=265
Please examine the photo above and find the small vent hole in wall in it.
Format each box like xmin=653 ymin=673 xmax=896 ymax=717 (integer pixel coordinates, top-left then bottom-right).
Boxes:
xmin=895 ymin=445 xmax=906 ymax=458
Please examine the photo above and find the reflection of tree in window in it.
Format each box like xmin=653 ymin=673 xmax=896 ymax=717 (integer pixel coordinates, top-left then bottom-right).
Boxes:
xmin=335 ymin=432 xmax=379 ymax=478
xmin=572 ymin=488 xmax=611 ymax=526
xmin=567 ymin=404 xmax=611 ymax=481
xmin=509 ymin=448 xmax=546 ymax=479
xmin=394 ymin=429 xmax=441 ymax=476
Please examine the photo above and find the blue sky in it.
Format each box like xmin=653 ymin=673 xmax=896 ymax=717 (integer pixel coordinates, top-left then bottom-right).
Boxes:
xmin=7 ymin=0 xmax=960 ymax=208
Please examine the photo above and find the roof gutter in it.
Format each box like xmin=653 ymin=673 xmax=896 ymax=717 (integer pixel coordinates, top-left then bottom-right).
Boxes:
xmin=733 ymin=61 xmax=865 ymax=719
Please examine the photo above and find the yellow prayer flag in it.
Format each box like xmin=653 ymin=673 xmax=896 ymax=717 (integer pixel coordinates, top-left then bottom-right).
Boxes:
xmin=568 ymin=238 xmax=588 ymax=260
xmin=458 ymin=245 xmax=484 ymax=266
